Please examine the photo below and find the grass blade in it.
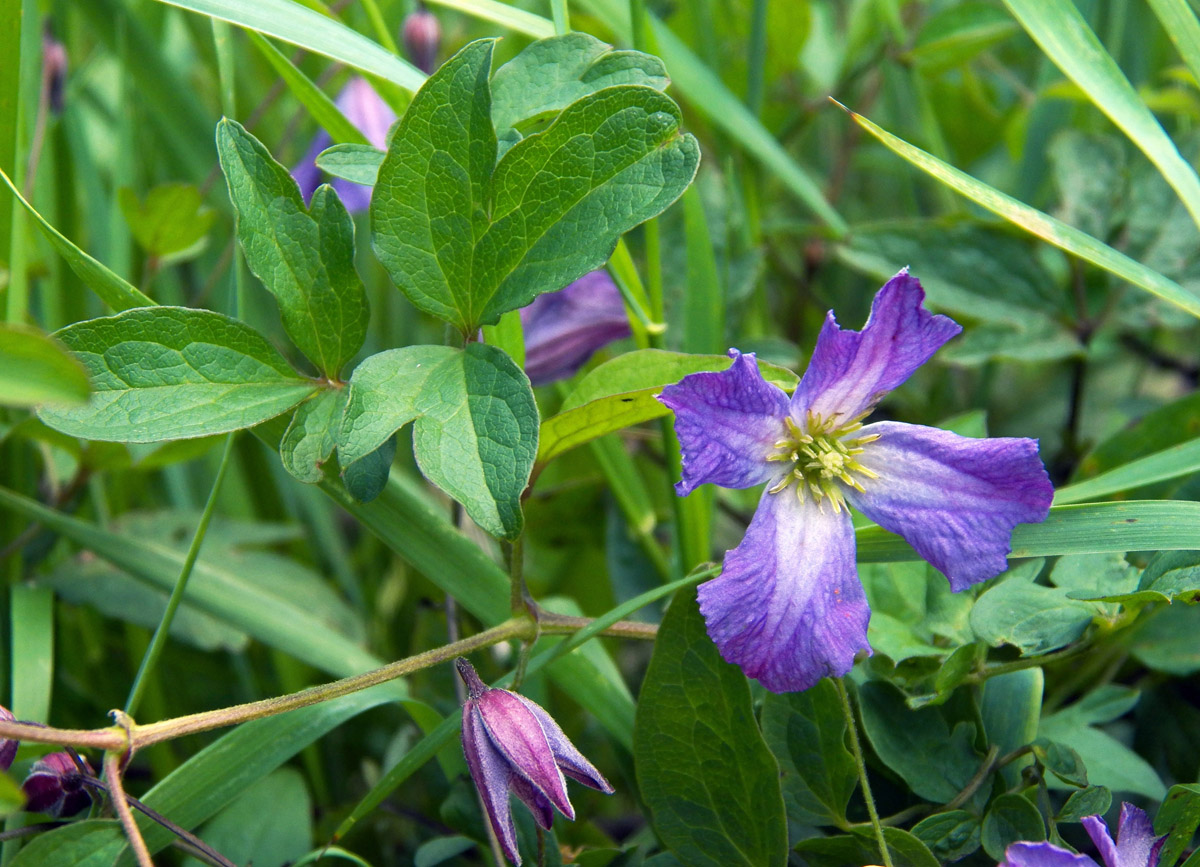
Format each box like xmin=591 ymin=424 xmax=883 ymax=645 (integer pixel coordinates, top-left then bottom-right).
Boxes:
xmin=843 ymin=106 xmax=1200 ymax=319
xmin=1146 ymin=0 xmax=1200 ymax=94
xmin=1053 ymin=438 xmax=1200 ymax=505
xmin=1003 ymin=0 xmax=1200 ymax=229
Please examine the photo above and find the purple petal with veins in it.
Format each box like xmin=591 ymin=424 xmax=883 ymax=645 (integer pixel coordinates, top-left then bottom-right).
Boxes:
xmin=1001 ymin=842 xmax=1101 ymax=867
xmin=521 ymin=270 xmax=631 ymax=385
xmin=658 ymin=350 xmax=790 ymax=496
xmin=845 ymin=421 xmax=1053 ymax=590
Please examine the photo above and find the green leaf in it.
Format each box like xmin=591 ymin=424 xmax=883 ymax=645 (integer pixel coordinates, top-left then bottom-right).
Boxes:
xmin=1130 ymin=600 xmax=1200 ymax=675
xmin=857 ymin=501 xmax=1200 ymax=563
xmin=634 ymin=589 xmax=787 ymax=867
xmin=217 ymin=118 xmax=370 ymax=378
xmin=760 ymin=680 xmax=857 ymax=828
xmin=181 ymin=769 xmax=312 ymax=867
xmin=0 ymin=770 xmax=23 ymax=818
xmin=280 ymin=387 xmax=347 ymax=484
xmin=342 ymin=435 xmax=397 ymax=503
xmin=372 ymin=39 xmax=699 ymax=334
xmin=1002 ymin=0 xmax=1200 ymax=229
xmin=538 ymin=349 xmax=797 ymax=464
xmin=339 ymin=344 xmax=537 ymax=539
xmin=0 ymin=324 xmax=90 ymax=407
xmin=1058 ymin=786 xmax=1112 ymax=823
xmin=148 ymin=0 xmax=423 ymax=91
xmin=37 ymin=307 xmax=316 ymax=443
xmin=8 ymin=821 xmax=124 ymax=867
xmin=117 ymin=182 xmax=215 ymax=261
xmin=316 ymin=144 xmax=383 ymax=186
xmin=906 ymin=3 xmax=1019 ymax=73
xmin=858 ymin=681 xmax=981 ymax=804
xmin=1033 ymin=739 xmax=1089 ymax=788
xmin=981 ymin=669 xmax=1043 ymax=787
xmin=490 ymin=32 xmax=668 ymax=141
xmin=970 ymin=572 xmax=1097 ymax=655
xmin=1074 ymin=392 xmax=1200 ymax=483
xmin=1146 ymin=0 xmax=1200 ymax=102
xmin=793 ymin=828 xmax=940 ymax=867
xmin=0 ymin=165 xmax=153 ymax=312
xmin=911 ymin=811 xmax=982 ymax=862
xmin=843 ymin=108 xmax=1200 ymax=319
xmin=981 ymin=793 xmax=1045 ymax=861
xmin=1055 ymin=437 xmax=1200 ymax=505
xmin=1155 ymin=783 xmax=1200 ymax=867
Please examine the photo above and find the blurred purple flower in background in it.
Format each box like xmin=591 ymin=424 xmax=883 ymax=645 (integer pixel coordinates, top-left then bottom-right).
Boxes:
xmin=1001 ymin=803 xmax=1165 ymax=867
xmin=292 ymin=78 xmax=397 ymax=213
xmin=521 ymin=270 xmax=631 ymax=385
xmin=0 ymin=705 xmax=17 ymax=772
xmin=22 ymin=751 xmax=93 ymax=818
xmin=659 ymin=269 xmax=1053 ymax=692
xmin=403 ymin=2 xmax=441 ymax=76
xmin=456 ymin=658 xmax=613 ymax=865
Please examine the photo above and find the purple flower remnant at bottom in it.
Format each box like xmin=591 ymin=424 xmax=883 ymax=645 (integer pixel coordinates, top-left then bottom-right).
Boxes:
xmin=455 ymin=658 xmax=614 ymax=865
xmin=1001 ymin=802 xmax=1166 ymax=867
xmin=291 ymin=77 xmax=397 ymax=213
xmin=0 ymin=705 xmax=17 ymax=771
xmin=521 ymin=270 xmax=631 ymax=386
xmin=657 ymin=269 xmax=1054 ymax=693
xmin=22 ymin=751 xmax=94 ymax=818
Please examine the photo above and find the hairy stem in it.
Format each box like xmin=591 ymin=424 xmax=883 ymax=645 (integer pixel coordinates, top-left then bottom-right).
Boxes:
xmin=835 ymin=678 xmax=892 ymax=867
xmin=105 ymin=751 xmax=154 ymax=867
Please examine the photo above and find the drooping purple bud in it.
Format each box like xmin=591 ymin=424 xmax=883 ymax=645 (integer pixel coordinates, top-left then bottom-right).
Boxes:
xmin=22 ymin=751 xmax=94 ymax=818
xmin=42 ymin=23 xmax=67 ymax=115
xmin=0 ymin=706 xmax=17 ymax=772
xmin=521 ymin=270 xmax=632 ymax=385
xmin=455 ymin=658 xmax=613 ymax=865
xmin=402 ymin=4 xmax=441 ymax=76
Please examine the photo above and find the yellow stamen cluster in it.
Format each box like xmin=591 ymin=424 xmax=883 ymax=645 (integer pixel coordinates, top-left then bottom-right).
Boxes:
xmin=765 ymin=413 xmax=880 ymax=512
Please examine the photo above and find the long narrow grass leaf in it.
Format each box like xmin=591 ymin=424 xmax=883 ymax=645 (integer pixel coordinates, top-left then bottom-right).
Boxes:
xmin=1053 ymin=439 xmax=1200 ymax=505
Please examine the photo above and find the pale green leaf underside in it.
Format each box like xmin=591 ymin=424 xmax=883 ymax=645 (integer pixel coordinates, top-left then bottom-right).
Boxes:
xmin=38 ymin=307 xmax=316 ymax=443
xmin=371 ymin=39 xmax=699 ymax=333
xmin=280 ymin=387 xmax=348 ymax=483
xmin=0 ymin=324 xmax=91 ymax=408
xmin=316 ymin=144 xmax=383 ymax=186
xmin=490 ymin=32 xmax=668 ymax=139
xmin=339 ymin=344 xmax=538 ymax=539
xmin=846 ymin=107 xmax=1200 ymax=319
xmin=217 ymin=118 xmax=369 ymax=378
xmin=539 ymin=349 xmax=799 ymax=464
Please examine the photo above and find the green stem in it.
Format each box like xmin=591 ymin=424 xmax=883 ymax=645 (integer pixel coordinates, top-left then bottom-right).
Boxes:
xmin=124 ymin=434 xmax=236 ymax=716
xmin=835 ymin=678 xmax=892 ymax=867
xmin=361 ymin=0 xmax=400 ymax=54
xmin=549 ymin=0 xmax=570 ymax=35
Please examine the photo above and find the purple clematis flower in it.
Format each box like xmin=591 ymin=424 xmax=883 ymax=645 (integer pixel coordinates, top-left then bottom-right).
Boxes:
xmin=1001 ymin=802 xmax=1165 ymax=867
xmin=22 ymin=751 xmax=94 ymax=818
xmin=658 ymin=269 xmax=1054 ymax=692
xmin=0 ymin=705 xmax=17 ymax=772
xmin=292 ymin=77 xmax=397 ymax=213
xmin=456 ymin=657 xmax=613 ymax=865
xmin=522 ymin=270 xmax=631 ymax=385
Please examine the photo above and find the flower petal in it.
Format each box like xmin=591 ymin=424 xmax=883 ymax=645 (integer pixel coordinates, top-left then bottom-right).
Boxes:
xmin=1001 ymin=841 xmax=1101 ymax=867
xmin=791 ymin=270 xmax=961 ymax=423
xmin=476 ymin=689 xmax=573 ymax=819
xmin=698 ymin=487 xmax=871 ymax=692
xmin=509 ymin=773 xmax=556 ymax=830
xmin=511 ymin=693 xmax=614 ymax=793
xmin=658 ymin=350 xmax=790 ymax=496
xmin=520 ymin=270 xmax=631 ymax=385
xmin=1085 ymin=803 xmax=1165 ymax=867
xmin=462 ymin=704 xmax=523 ymax=865
xmin=845 ymin=421 xmax=1053 ymax=591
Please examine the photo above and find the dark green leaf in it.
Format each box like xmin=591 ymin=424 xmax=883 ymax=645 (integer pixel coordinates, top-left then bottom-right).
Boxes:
xmin=858 ymin=681 xmax=981 ymax=803
xmin=793 ymin=827 xmax=939 ymax=867
xmin=182 ymin=769 xmax=311 ymax=867
xmin=981 ymin=793 xmax=1045 ymax=860
xmin=38 ymin=307 xmax=317 ymax=442
xmin=1033 ymin=739 xmax=1089 ymax=787
xmin=342 ymin=435 xmax=397 ymax=504
xmin=1058 ymin=786 xmax=1112 ymax=823
xmin=760 ymin=680 xmax=857 ymax=827
xmin=981 ymin=669 xmax=1043 ymax=787
xmin=372 ymin=39 xmax=699 ymax=333
xmin=490 ymin=33 xmax=668 ymax=142
xmin=217 ymin=118 xmax=369 ymax=378
xmin=970 ymin=570 xmax=1097 ymax=655
xmin=8 ymin=821 xmax=124 ymax=867
xmin=0 ymin=324 xmax=91 ymax=408
xmin=1131 ymin=601 xmax=1200 ymax=675
xmin=316 ymin=144 xmax=383 ymax=186
xmin=912 ymin=811 xmax=982 ymax=862
xmin=634 ymin=589 xmax=787 ymax=867
xmin=414 ymin=836 xmax=475 ymax=867
xmin=907 ymin=3 xmax=1019 ymax=73
xmin=339 ymin=344 xmax=538 ymax=538
xmin=280 ymin=387 xmax=347 ymax=483
xmin=1155 ymin=784 xmax=1200 ymax=867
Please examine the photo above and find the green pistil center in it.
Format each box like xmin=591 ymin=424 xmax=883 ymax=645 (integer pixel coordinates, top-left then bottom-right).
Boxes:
xmin=765 ymin=413 xmax=880 ymax=512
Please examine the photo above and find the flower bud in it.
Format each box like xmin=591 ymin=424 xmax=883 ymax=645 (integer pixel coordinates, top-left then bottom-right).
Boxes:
xmin=456 ymin=658 xmax=613 ymax=865
xmin=0 ymin=705 xmax=17 ymax=772
xmin=521 ymin=270 xmax=632 ymax=385
xmin=42 ymin=23 xmax=67 ymax=115
xmin=402 ymin=4 xmax=441 ymax=75
xmin=22 ymin=752 xmax=94 ymax=818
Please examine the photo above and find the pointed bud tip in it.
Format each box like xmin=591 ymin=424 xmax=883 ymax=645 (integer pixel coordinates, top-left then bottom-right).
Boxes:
xmin=454 ymin=657 xmax=489 ymax=698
